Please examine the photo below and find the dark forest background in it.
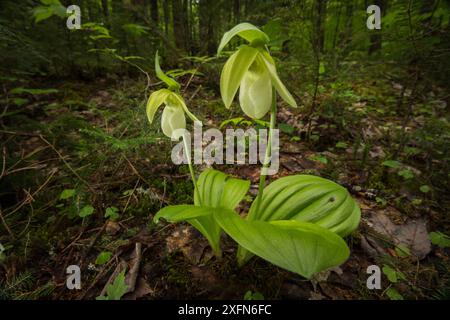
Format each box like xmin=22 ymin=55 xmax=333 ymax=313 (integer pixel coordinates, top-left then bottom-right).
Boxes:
xmin=1 ymin=0 xmax=450 ymax=300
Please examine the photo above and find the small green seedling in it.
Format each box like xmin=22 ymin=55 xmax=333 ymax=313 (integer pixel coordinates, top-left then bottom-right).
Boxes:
xmin=429 ymin=231 xmax=450 ymax=248
xmin=95 ymin=251 xmax=112 ymax=265
xmin=244 ymin=290 xmax=264 ymax=300
xmin=96 ymin=270 xmax=128 ymax=300
xmin=105 ymin=206 xmax=119 ymax=221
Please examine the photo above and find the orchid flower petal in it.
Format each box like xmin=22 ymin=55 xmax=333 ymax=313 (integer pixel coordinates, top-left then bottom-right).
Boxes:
xmin=161 ymin=105 xmax=186 ymax=138
xmin=220 ymin=45 xmax=259 ymax=109
xmin=239 ymin=60 xmax=272 ymax=119
xmin=259 ymin=51 xmax=297 ymax=108
xmin=146 ymin=89 xmax=172 ymax=124
xmin=171 ymin=92 xmax=200 ymax=123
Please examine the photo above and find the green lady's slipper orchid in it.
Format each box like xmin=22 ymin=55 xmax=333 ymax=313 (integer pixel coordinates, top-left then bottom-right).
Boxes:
xmin=146 ymin=52 xmax=199 ymax=138
xmin=218 ymin=23 xmax=297 ymax=119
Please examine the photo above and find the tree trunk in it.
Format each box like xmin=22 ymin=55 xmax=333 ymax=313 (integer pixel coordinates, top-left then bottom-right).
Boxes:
xmin=199 ymin=0 xmax=216 ymax=55
xmin=368 ymin=0 xmax=384 ymax=55
xmin=101 ymin=0 xmax=109 ymax=25
xmin=314 ymin=0 xmax=327 ymax=54
xmin=163 ymin=0 xmax=170 ymax=36
xmin=150 ymin=0 xmax=159 ymax=24
xmin=233 ymin=0 xmax=240 ymax=24
xmin=172 ymin=0 xmax=185 ymax=50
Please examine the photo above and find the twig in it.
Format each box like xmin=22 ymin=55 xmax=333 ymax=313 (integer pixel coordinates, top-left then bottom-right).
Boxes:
xmin=126 ymin=243 xmax=142 ymax=293
xmin=4 ymin=168 xmax=57 ymax=218
xmin=188 ymin=85 xmax=202 ymax=102
xmin=0 ymin=147 xmax=6 ymax=179
xmin=123 ymin=179 xmax=140 ymax=213
xmin=123 ymin=155 xmax=151 ymax=187
xmin=0 ymin=207 xmax=14 ymax=239
xmin=39 ymin=135 xmax=95 ymax=193
xmin=79 ymin=223 xmax=107 ymax=266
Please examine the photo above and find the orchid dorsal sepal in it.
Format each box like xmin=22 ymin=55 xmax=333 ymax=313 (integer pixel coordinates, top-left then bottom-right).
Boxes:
xmin=155 ymin=51 xmax=181 ymax=91
xmin=217 ymin=22 xmax=270 ymax=55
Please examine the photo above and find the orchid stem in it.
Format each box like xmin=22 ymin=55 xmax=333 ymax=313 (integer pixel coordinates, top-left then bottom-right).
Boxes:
xmin=182 ymin=132 xmax=202 ymax=206
xmin=255 ymin=87 xmax=277 ymax=215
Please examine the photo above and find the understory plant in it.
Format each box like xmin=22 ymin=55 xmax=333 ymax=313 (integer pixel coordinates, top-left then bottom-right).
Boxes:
xmin=148 ymin=23 xmax=361 ymax=279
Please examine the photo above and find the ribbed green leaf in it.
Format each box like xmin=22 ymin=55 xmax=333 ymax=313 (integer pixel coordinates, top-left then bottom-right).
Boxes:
xmin=238 ymin=175 xmax=360 ymax=265
xmin=259 ymin=52 xmax=297 ymax=108
xmin=247 ymin=175 xmax=360 ymax=236
xmin=217 ymin=22 xmax=270 ymax=55
xmin=220 ymin=177 xmax=251 ymax=210
xmin=155 ymin=51 xmax=180 ymax=91
xmin=215 ymin=208 xmax=350 ymax=279
xmin=220 ymin=46 xmax=259 ymax=108
xmin=153 ymin=205 xmax=213 ymax=223
xmin=153 ymin=204 xmax=221 ymax=257
xmin=154 ymin=169 xmax=249 ymax=257
xmin=194 ymin=169 xmax=228 ymax=207
xmin=146 ymin=89 xmax=171 ymax=124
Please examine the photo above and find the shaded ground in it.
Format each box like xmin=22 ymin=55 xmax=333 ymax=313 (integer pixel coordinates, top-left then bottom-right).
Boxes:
xmin=0 ymin=67 xmax=449 ymax=299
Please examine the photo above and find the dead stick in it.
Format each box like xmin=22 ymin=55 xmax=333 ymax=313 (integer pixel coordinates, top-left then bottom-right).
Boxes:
xmin=39 ymin=135 xmax=95 ymax=193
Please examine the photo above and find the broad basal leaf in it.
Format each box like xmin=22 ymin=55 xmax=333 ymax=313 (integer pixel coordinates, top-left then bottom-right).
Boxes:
xmin=214 ymin=208 xmax=350 ymax=279
xmin=154 ymin=169 xmax=249 ymax=257
xmin=247 ymin=175 xmax=360 ymax=236
xmin=238 ymin=175 xmax=360 ymax=265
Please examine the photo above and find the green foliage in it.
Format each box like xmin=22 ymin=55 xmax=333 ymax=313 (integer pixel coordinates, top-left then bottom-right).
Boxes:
xmin=278 ymin=123 xmax=295 ymax=134
xmin=237 ymin=174 xmax=360 ymax=266
xmin=122 ymin=24 xmax=149 ymax=37
xmin=244 ymin=290 xmax=264 ymax=300
xmin=0 ymin=271 xmax=55 ymax=300
xmin=59 ymin=189 xmax=75 ymax=200
xmin=429 ymin=232 xmax=450 ymax=249
xmin=382 ymin=265 xmax=406 ymax=283
xmin=96 ymin=271 xmax=128 ymax=300
xmin=32 ymin=0 xmax=66 ymax=23
xmin=386 ymin=287 xmax=404 ymax=300
xmin=10 ymin=87 xmax=58 ymax=95
xmin=398 ymin=169 xmax=414 ymax=180
xmin=155 ymin=51 xmax=180 ymax=91
xmin=82 ymin=23 xmax=112 ymax=40
xmin=105 ymin=207 xmax=119 ymax=221
xmin=216 ymin=207 xmax=350 ymax=279
xmin=395 ymin=245 xmax=411 ymax=258
xmin=95 ymin=251 xmax=112 ymax=265
xmin=309 ymin=154 xmax=328 ymax=164
xmin=80 ymin=128 xmax=154 ymax=151
xmin=382 ymin=160 xmax=401 ymax=169
xmin=79 ymin=205 xmax=94 ymax=218
xmin=154 ymin=170 xmax=359 ymax=279
xmin=154 ymin=169 xmax=250 ymax=257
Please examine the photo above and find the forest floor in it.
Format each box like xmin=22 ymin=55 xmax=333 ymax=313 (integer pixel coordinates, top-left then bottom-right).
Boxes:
xmin=0 ymin=69 xmax=449 ymax=300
